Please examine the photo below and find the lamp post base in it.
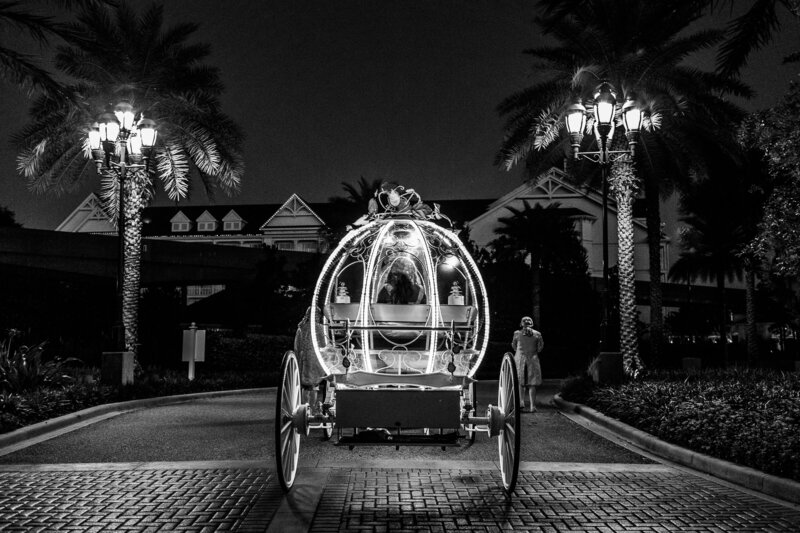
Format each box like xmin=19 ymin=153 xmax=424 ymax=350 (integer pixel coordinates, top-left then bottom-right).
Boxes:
xmin=590 ymin=351 xmax=623 ymax=385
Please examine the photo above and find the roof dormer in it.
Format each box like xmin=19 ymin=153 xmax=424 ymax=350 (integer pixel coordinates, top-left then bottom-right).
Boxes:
xmin=170 ymin=211 xmax=191 ymax=232
xmin=222 ymin=209 xmax=245 ymax=232
xmin=196 ymin=210 xmax=218 ymax=232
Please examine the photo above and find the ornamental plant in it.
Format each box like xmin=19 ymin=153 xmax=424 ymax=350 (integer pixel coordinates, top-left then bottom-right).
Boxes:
xmin=580 ymin=368 xmax=800 ymax=481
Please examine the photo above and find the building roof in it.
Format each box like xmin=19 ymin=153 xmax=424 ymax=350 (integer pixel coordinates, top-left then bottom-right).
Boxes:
xmin=140 ymin=198 xmax=494 ymax=238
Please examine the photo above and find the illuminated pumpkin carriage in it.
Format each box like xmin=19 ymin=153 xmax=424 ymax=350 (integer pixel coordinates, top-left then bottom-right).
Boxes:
xmin=275 ymin=185 xmax=521 ymax=493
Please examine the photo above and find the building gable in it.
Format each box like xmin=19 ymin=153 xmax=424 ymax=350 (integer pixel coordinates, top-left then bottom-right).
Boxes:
xmin=196 ymin=210 xmax=217 ymax=223
xmin=260 ymin=193 xmax=325 ymax=230
xmin=195 ymin=210 xmax=218 ymax=232
xmin=170 ymin=211 xmax=190 ymax=223
xmin=55 ymin=193 xmax=116 ymax=233
xmin=222 ymin=209 xmax=243 ymax=223
xmin=222 ymin=209 xmax=245 ymax=231
xmin=170 ymin=211 xmax=191 ymax=232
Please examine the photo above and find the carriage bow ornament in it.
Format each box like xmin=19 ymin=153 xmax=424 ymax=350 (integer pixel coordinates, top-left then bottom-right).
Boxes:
xmin=350 ymin=183 xmax=454 ymax=229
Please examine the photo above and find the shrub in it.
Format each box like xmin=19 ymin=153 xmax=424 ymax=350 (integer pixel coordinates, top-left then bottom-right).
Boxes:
xmin=204 ymin=331 xmax=292 ymax=373
xmin=581 ymin=368 xmax=800 ymax=482
xmin=0 ymin=366 xmax=280 ymax=434
xmin=0 ymin=340 xmax=81 ymax=394
xmin=559 ymin=373 xmax=596 ymax=404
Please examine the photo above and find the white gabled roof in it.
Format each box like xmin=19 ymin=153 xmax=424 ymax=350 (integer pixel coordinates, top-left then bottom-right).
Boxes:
xmin=470 ymin=167 xmax=646 ymax=230
xmin=170 ymin=211 xmax=191 ymax=223
xmin=259 ymin=193 xmax=325 ymax=231
xmin=196 ymin=210 xmax=217 ymax=223
xmin=222 ymin=209 xmax=244 ymax=223
xmin=55 ymin=193 xmax=115 ymax=233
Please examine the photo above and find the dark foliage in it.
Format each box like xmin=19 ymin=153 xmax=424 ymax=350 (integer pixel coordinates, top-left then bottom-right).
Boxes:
xmin=571 ymin=368 xmax=800 ymax=481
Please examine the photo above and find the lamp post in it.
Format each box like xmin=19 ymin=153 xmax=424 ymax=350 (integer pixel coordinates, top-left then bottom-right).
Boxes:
xmin=88 ymin=103 xmax=157 ymax=351
xmin=564 ymin=82 xmax=642 ymax=350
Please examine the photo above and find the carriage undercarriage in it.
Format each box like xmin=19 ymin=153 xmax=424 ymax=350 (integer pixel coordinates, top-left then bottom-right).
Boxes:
xmin=276 ymin=352 xmax=521 ymax=493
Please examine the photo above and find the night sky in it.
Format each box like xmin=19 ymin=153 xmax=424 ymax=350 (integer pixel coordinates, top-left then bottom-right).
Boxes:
xmin=0 ymin=1 xmax=797 ymax=229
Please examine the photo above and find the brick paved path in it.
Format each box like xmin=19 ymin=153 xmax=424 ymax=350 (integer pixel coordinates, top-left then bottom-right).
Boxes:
xmin=310 ymin=464 xmax=800 ymax=533
xmin=0 ymin=464 xmax=282 ymax=532
xmin=2 ymin=463 xmax=797 ymax=532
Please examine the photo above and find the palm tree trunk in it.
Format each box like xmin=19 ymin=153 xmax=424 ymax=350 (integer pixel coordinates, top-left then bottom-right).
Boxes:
xmin=745 ymin=268 xmax=759 ymax=365
xmin=610 ymin=156 xmax=643 ymax=377
xmin=644 ymin=174 xmax=664 ymax=366
xmin=121 ymin=177 xmax=146 ymax=358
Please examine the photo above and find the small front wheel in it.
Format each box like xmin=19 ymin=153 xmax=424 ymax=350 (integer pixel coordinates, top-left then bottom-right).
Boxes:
xmin=275 ymin=351 xmax=302 ymax=491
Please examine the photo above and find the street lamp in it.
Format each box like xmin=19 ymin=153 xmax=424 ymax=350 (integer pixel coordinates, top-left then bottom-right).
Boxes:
xmin=89 ymin=103 xmax=157 ymax=351
xmin=564 ymin=82 xmax=642 ymax=350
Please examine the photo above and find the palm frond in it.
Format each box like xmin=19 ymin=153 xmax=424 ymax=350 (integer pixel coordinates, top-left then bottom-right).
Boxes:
xmin=0 ymin=46 xmax=63 ymax=97
xmin=716 ymin=0 xmax=780 ymax=76
xmin=98 ymin=173 xmax=120 ymax=223
xmin=155 ymin=141 xmax=191 ymax=201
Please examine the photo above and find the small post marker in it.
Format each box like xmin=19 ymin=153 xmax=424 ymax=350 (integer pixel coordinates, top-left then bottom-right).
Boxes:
xmin=182 ymin=322 xmax=206 ymax=380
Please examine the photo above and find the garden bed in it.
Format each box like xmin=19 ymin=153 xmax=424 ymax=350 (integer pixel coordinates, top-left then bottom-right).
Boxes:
xmin=1 ymin=331 xmax=291 ymax=435
xmin=561 ymin=369 xmax=800 ymax=482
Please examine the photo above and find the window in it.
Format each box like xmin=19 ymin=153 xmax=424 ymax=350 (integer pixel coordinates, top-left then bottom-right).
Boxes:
xmin=198 ymin=221 xmax=217 ymax=232
xmin=275 ymin=241 xmax=294 ymax=250
xmin=297 ymin=240 xmax=318 ymax=253
xmin=172 ymin=222 xmax=190 ymax=232
xmin=224 ymin=220 xmax=242 ymax=231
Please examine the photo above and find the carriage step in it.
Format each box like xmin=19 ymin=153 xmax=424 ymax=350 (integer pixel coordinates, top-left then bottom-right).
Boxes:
xmin=336 ymin=432 xmax=461 ymax=447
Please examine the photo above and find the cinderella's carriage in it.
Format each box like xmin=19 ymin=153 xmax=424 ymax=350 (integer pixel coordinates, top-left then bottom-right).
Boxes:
xmin=275 ymin=184 xmax=521 ymax=493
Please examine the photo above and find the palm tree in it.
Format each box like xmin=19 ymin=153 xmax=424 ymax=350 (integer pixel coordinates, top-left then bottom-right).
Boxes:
xmin=0 ymin=1 xmax=109 ymax=95
xmin=497 ymin=0 xmax=748 ymax=375
xmin=668 ymin=158 xmax=758 ymax=365
xmin=705 ymin=0 xmax=800 ymax=76
xmin=492 ymin=201 xmax=589 ymax=330
xmin=538 ymin=0 xmax=800 ymax=77
xmin=14 ymin=2 xmax=245 ymax=356
xmin=324 ymin=177 xmax=385 ymax=241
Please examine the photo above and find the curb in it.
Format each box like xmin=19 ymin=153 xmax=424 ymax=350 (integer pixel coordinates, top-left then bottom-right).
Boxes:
xmin=553 ymin=393 xmax=800 ymax=505
xmin=0 ymin=388 xmax=272 ymax=449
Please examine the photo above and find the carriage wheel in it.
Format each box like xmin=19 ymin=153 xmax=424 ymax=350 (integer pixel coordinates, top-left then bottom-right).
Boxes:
xmin=497 ymin=353 xmax=521 ymax=494
xmin=466 ymin=381 xmax=478 ymax=444
xmin=320 ymin=380 xmax=333 ymax=441
xmin=275 ymin=351 xmax=302 ymax=491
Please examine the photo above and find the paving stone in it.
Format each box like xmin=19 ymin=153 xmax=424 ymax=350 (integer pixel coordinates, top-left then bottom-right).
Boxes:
xmin=309 ymin=467 xmax=800 ymax=532
xmin=0 ymin=468 xmax=272 ymax=532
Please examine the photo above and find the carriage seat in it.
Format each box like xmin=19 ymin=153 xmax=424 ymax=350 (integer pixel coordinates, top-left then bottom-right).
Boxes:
xmin=326 ymin=302 xmax=361 ymax=322
xmin=439 ymin=304 xmax=475 ymax=326
xmin=370 ymin=303 xmax=431 ymax=323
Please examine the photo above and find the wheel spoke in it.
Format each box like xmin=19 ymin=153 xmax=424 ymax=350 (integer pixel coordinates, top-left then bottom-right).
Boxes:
xmin=282 ymin=385 xmax=292 ymax=407
xmin=504 ymin=424 xmax=516 ymax=439
xmin=281 ymin=434 xmax=291 ymax=458
xmin=503 ymin=442 xmax=513 ymax=478
xmin=283 ymin=451 xmax=294 ymax=481
xmin=281 ymin=420 xmax=293 ymax=435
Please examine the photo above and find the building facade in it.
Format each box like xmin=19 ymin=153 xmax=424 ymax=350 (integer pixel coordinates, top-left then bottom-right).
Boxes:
xmin=56 ymin=168 xmax=735 ymax=313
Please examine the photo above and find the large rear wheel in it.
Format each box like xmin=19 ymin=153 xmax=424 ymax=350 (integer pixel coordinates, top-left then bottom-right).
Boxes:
xmin=497 ymin=352 xmax=520 ymax=494
xmin=275 ymin=351 xmax=302 ymax=491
